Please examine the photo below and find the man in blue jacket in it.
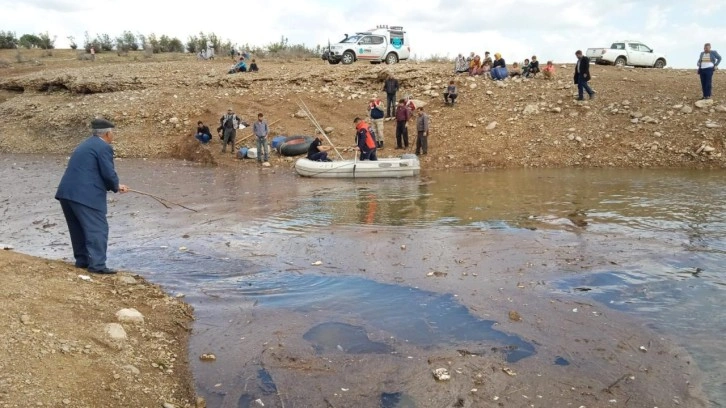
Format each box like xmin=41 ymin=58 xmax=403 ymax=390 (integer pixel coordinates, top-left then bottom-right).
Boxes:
xmin=55 ymin=118 xmax=129 ymax=274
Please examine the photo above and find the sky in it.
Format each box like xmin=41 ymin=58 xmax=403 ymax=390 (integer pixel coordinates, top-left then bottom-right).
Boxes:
xmin=1 ymin=0 xmax=724 ymax=68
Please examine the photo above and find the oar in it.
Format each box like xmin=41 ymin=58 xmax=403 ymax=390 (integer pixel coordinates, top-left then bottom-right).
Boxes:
xmin=297 ymin=98 xmax=344 ymax=161
xmin=128 ymin=189 xmax=199 ymax=212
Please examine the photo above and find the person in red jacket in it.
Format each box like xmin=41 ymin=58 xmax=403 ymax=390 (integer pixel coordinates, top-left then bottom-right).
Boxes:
xmin=354 ymin=117 xmax=378 ymax=161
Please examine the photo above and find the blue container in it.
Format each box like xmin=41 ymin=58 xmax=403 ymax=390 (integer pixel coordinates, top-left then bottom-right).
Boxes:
xmin=271 ymin=136 xmax=287 ymax=149
xmin=237 ymin=147 xmax=249 ymax=159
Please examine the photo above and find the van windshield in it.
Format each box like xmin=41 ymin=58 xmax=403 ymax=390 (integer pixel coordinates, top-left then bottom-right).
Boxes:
xmin=341 ymin=35 xmax=362 ymax=44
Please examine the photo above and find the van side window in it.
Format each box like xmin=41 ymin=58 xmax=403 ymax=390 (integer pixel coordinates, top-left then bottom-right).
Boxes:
xmin=628 ymin=43 xmax=639 ymax=51
xmin=359 ymin=36 xmax=372 ymax=45
xmin=611 ymin=43 xmax=624 ymax=50
xmin=370 ymin=36 xmax=385 ymax=45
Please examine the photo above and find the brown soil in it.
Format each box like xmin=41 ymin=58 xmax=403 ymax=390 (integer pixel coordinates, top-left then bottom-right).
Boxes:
xmin=1 ymin=49 xmax=724 ymax=170
xmin=0 ymin=250 xmax=200 ymax=408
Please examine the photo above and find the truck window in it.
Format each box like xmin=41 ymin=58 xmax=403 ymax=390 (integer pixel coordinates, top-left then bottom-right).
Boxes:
xmin=359 ymin=36 xmax=372 ymax=45
xmin=391 ymin=35 xmax=404 ymax=45
xmin=638 ymin=44 xmax=652 ymax=52
xmin=342 ymin=35 xmax=362 ymax=44
xmin=370 ymin=36 xmax=385 ymax=45
xmin=611 ymin=43 xmax=625 ymax=50
xmin=628 ymin=43 xmax=639 ymax=51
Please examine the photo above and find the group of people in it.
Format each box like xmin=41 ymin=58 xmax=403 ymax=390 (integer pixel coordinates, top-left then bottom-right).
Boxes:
xmin=228 ymin=56 xmax=259 ymax=74
xmin=454 ymin=52 xmax=556 ymax=80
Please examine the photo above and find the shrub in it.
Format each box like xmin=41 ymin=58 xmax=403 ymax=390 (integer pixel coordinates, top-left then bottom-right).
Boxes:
xmin=0 ymin=30 xmax=17 ymax=49
xmin=37 ymin=32 xmax=55 ymax=49
xmin=0 ymin=58 xmax=10 ymax=68
xmin=68 ymin=36 xmax=77 ymax=50
xmin=19 ymin=34 xmax=41 ymax=49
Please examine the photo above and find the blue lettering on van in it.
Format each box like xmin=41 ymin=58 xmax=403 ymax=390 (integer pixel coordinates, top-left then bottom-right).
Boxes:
xmin=391 ymin=37 xmax=403 ymax=49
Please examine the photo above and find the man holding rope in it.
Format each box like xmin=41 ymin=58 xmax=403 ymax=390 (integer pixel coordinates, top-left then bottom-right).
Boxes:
xmin=55 ymin=118 xmax=129 ymax=274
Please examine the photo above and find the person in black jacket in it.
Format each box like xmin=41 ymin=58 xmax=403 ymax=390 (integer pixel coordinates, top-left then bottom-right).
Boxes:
xmin=382 ymin=74 xmax=399 ymax=118
xmin=195 ymin=121 xmax=212 ymax=144
xmin=574 ymin=50 xmax=596 ymax=100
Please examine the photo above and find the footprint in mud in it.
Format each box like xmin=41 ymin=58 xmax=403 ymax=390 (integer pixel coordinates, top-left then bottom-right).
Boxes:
xmin=380 ymin=392 xmax=416 ymax=408
xmin=303 ymin=322 xmax=393 ymax=354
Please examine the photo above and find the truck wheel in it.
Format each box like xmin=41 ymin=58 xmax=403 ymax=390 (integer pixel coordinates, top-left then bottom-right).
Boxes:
xmin=385 ymin=52 xmax=399 ymax=65
xmin=614 ymin=56 xmax=626 ymax=67
xmin=342 ymin=51 xmax=355 ymax=65
xmin=654 ymin=59 xmax=666 ymax=69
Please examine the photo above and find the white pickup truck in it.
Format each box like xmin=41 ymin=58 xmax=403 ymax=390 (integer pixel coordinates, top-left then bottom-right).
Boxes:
xmin=586 ymin=41 xmax=667 ymax=68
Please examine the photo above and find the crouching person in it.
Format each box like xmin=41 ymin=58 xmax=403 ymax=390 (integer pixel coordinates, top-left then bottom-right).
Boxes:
xmin=444 ymin=80 xmax=458 ymax=105
xmin=308 ymin=137 xmax=333 ymax=162
xmin=354 ymin=117 xmax=378 ymax=161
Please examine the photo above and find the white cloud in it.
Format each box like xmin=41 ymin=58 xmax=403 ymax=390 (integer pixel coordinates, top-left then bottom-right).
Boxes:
xmin=0 ymin=0 xmax=722 ymax=68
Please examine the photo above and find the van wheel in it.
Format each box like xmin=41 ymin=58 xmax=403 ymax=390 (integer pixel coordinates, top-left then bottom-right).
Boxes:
xmin=342 ymin=51 xmax=355 ymax=65
xmin=654 ymin=59 xmax=666 ymax=69
xmin=614 ymin=56 xmax=626 ymax=67
xmin=385 ymin=52 xmax=399 ymax=65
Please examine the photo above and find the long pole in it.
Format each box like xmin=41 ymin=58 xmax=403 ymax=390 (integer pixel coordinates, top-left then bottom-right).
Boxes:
xmin=234 ymin=119 xmax=282 ymax=149
xmin=128 ymin=189 xmax=199 ymax=212
xmin=297 ymin=98 xmax=344 ymax=161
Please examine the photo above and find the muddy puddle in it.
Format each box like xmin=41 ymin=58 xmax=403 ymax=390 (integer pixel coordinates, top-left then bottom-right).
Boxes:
xmin=1 ymin=154 xmax=724 ymax=407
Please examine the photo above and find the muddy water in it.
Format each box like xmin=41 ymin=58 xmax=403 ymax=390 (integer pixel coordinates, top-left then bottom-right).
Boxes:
xmin=1 ymin=154 xmax=724 ymax=407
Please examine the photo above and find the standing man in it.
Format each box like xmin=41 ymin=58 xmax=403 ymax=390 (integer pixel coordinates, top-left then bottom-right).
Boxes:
xmin=55 ymin=118 xmax=129 ymax=274
xmin=219 ymin=108 xmax=241 ymax=153
xmin=574 ymin=50 xmax=595 ymax=100
xmin=383 ymin=74 xmax=399 ymax=119
xmin=394 ymin=99 xmax=411 ymax=149
xmin=697 ymin=43 xmax=721 ymax=100
xmin=253 ymin=112 xmax=270 ymax=164
xmin=354 ymin=117 xmax=378 ymax=161
xmin=415 ymin=107 xmax=430 ymax=156
xmin=368 ymin=94 xmax=385 ymax=148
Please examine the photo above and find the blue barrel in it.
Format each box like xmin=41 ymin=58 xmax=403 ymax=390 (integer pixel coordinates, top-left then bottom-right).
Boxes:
xmin=271 ymin=136 xmax=287 ymax=149
xmin=237 ymin=147 xmax=249 ymax=159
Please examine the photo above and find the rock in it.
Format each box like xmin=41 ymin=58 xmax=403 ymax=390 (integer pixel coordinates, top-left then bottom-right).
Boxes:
xmin=196 ymin=397 xmax=207 ymax=408
xmin=466 ymin=123 xmax=477 ymax=128
xmin=163 ymin=403 xmax=176 ymax=408
xmin=293 ymin=109 xmax=307 ymax=118
xmin=705 ymin=122 xmax=721 ymax=128
xmin=122 ymin=364 xmax=140 ymax=375
xmin=641 ymin=116 xmax=657 ymax=124
xmin=432 ymin=368 xmax=451 ymax=381
xmin=469 ymin=83 xmax=477 ymax=89
xmin=567 ymin=134 xmax=576 ymax=141
xmin=168 ymin=117 xmax=179 ymax=124
xmin=485 ymin=121 xmax=497 ymax=130
xmin=115 ymin=308 xmax=144 ymax=324
xmin=680 ymin=105 xmax=693 ymax=114
xmin=118 ymin=276 xmax=137 ymax=285
xmin=323 ymin=126 xmax=334 ymax=134
xmin=630 ymin=112 xmax=643 ymax=119
xmin=522 ymin=104 xmax=539 ymax=115
xmin=262 ymin=162 xmax=271 ymax=167
xmin=716 ymin=105 xmax=726 ymax=112
xmin=20 ymin=314 xmax=31 ymax=325
xmin=703 ymin=146 xmax=716 ymax=153
xmin=311 ymin=260 xmax=322 ymax=266
xmin=575 ymin=136 xmax=583 ymax=142
xmin=409 ymin=99 xmax=427 ymax=108
xmin=550 ymin=107 xmax=562 ymax=113
xmin=485 ymin=90 xmax=493 ymax=95
xmin=630 ymin=118 xmax=639 ymax=124
xmin=654 ymin=132 xmax=662 ymax=137
xmin=200 ymin=353 xmax=216 ymax=361
xmin=508 ymin=311 xmax=522 ymax=321
xmin=695 ymin=99 xmax=714 ymax=108
xmin=104 ymin=323 xmax=127 ymax=341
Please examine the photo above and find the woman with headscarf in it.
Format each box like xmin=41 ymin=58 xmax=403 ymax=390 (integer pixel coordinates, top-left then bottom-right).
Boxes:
xmin=469 ymin=54 xmax=482 ymax=76
xmin=454 ymin=54 xmax=468 ymax=74
xmin=491 ymin=52 xmax=508 ymax=80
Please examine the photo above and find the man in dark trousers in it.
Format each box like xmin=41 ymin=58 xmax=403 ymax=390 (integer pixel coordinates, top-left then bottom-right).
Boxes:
xmin=574 ymin=50 xmax=596 ymax=100
xmin=382 ymin=74 xmax=399 ymax=118
xmin=219 ymin=108 xmax=241 ymax=153
xmin=354 ymin=117 xmax=378 ymax=161
xmin=415 ymin=106 xmax=430 ymax=155
xmin=55 ymin=118 xmax=129 ymax=274
xmin=394 ymin=99 xmax=411 ymax=149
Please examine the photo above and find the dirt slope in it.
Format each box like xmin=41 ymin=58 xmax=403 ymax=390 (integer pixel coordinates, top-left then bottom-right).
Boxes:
xmin=0 ymin=49 xmax=724 ymax=170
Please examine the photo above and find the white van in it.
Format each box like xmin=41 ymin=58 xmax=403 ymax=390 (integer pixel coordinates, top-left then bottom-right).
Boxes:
xmin=322 ymin=25 xmax=410 ymax=65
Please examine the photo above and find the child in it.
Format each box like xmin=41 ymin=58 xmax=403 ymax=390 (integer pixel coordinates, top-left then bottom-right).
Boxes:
xmin=522 ymin=58 xmax=531 ymax=77
xmin=444 ymin=80 xmax=458 ymax=105
xmin=542 ymin=60 xmax=556 ymax=79
xmin=509 ymin=62 xmax=522 ymax=77
xmin=249 ymin=59 xmax=259 ymax=72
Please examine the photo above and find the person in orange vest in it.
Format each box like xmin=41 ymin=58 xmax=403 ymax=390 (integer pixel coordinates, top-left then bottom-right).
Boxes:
xmin=354 ymin=117 xmax=378 ymax=161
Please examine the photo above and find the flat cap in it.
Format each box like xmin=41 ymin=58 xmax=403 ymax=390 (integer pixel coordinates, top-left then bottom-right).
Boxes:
xmin=91 ymin=118 xmax=115 ymax=129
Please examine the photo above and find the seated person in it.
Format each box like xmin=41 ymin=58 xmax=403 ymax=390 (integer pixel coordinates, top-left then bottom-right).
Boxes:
xmin=509 ymin=62 xmax=522 ymax=77
xmin=195 ymin=121 xmax=212 ymax=144
xmin=454 ymin=54 xmax=468 ymax=74
xmin=444 ymin=80 xmax=458 ymax=104
xmin=542 ymin=60 xmax=556 ymax=79
xmin=527 ymin=55 xmax=540 ymax=77
xmin=490 ymin=53 xmax=508 ymax=80
xmin=522 ymin=58 xmax=531 ymax=77
xmin=307 ymin=137 xmax=333 ymax=162
xmin=228 ymin=57 xmax=247 ymax=74
xmin=249 ymin=59 xmax=259 ymax=72
xmin=468 ymin=55 xmax=482 ymax=76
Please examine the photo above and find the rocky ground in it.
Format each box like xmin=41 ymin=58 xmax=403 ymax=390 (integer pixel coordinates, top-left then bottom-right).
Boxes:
xmin=0 ymin=49 xmax=724 ymax=170
xmin=0 ymin=249 xmax=201 ymax=408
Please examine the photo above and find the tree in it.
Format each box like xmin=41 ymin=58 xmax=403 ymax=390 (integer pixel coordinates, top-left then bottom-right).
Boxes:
xmin=37 ymin=32 xmax=55 ymax=49
xmin=146 ymin=33 xmax=160 ymax=53
xmin=19 ymin=34 xmax=41 ymax=49
xmin=0 ymin=30 xmax=18 ymax=49
xmin=168 ymin=37 xmax=184 ymax=53
xmin=122 ymin=31 xmax=138 ymax=51
xmin=67 ymin=35 xmax=77 ymax=50
xmin=95 ymin=33 xmax=113 ymax=51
